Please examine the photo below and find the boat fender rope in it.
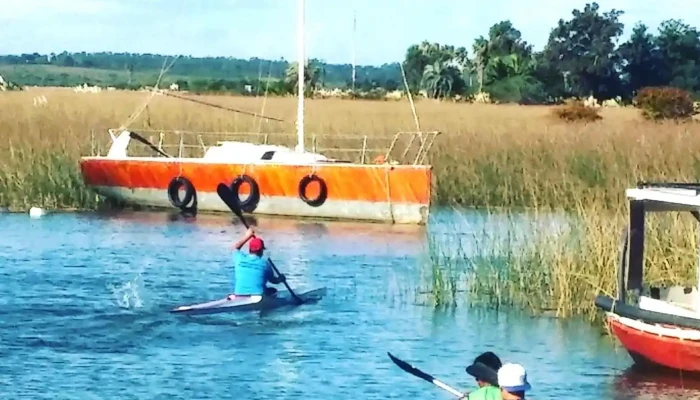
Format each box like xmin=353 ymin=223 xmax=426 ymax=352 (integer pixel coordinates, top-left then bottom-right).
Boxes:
xmin=385 ymin=166 xmax=395 ymax=223
xmin=167 ymin=176 xmax=196 ymax=209
xmin=298 ymin=174 xmax=328 ymax=207
xmin=230 ymin=174 xmax=260 ymax=213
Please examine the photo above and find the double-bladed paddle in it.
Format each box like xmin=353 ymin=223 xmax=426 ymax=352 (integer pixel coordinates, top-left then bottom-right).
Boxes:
xmin=216 ymin=183 xmax=304 ymax=305
xmin=387 ymin=352 xmax=465 ymax=398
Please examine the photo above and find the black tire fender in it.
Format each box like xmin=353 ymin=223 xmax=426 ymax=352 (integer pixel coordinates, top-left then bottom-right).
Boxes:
xmin=298 ymin=174 xmax=328 ymax=207
xmin=230 ymin=174 xmax=260 ymax=213
xmin=167 ymin=176 xmax=196 ymax=209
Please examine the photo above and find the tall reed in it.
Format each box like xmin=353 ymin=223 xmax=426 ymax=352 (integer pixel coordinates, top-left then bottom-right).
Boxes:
xmin=421 ymin=204 xmax=699 ymax=320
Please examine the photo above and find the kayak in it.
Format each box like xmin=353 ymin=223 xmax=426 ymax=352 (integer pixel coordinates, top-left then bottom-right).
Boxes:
xmin=170 ymin=287 xmax=327 ymax=315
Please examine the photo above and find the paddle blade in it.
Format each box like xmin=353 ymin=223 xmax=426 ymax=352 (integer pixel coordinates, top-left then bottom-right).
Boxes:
xmin=217 ymin=183 xmax=246 ymax=224
xmin=388 ymin=352 xmax=465 ymax=398
xmin=387 ymin=352 xmax=436 ymax=383
xmin=129 ymin=131 xmax=172 ymax=158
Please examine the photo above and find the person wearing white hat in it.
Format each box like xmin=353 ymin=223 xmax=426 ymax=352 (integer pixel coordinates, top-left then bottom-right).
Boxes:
xmin=497 ymin=363 xmax=531 ymax=399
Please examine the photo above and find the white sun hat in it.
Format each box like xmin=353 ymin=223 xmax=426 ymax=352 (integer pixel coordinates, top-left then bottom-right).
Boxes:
xmin=498 ymin=363 xmax=531 ymax=392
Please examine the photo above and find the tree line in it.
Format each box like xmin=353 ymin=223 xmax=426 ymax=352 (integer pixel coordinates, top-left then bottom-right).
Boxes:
xmin=0 ymin=52 xmax=401 ymax=93
xmin=0 ymin=2 xmax=698 ymax=104
xmin=403 ymin=3 xmax=700 ymax=103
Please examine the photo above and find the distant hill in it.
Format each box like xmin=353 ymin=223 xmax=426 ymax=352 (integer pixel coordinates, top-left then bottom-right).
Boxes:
xmin=0 ymin=52 xmax=403 ymax=91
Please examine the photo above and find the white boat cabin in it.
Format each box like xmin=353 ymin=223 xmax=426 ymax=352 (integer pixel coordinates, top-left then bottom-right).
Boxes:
xmin=202 ymin=141 xmax=330 ymax=164
xmin=105 ymin=129 xmax=333 ymax=164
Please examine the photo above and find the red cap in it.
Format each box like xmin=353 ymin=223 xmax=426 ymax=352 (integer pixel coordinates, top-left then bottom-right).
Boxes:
xmin=249 ymin=237 xmax=265 ymax=252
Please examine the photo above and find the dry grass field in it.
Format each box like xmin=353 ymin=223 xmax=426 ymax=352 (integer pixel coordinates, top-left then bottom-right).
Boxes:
xmin=2 ymin=88 xmax=699 ymax=319
xmin=3 ymin=88 xmax=699 ymax=210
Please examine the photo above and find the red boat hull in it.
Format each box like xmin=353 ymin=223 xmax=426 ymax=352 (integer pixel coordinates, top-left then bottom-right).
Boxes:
xmin=608 ymin=315 xmax=700 ymax=373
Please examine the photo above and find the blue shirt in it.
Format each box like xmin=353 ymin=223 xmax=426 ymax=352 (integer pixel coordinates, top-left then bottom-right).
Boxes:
xmin=232 ymin=250 xmax=274 ymax=295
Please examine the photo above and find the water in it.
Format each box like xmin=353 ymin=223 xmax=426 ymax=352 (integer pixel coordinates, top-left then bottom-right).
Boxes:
xmin=0 ymin=209 xmax=695 ymax=399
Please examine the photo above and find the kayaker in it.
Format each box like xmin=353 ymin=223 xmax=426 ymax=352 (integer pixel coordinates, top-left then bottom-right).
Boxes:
xmin=227 ymin=227 xmax=286 ymax=299
xmin=498 ymin=363 xmax=531 ymax=399
xmin=460 ymin=351 xmax=502 ymax=400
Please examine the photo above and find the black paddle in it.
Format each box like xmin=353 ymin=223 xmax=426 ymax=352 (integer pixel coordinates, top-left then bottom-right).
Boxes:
xmin=216 ymin=183 xmax=304 ymax=305
xmin=387 ymin=352 xmax=465 ymax=398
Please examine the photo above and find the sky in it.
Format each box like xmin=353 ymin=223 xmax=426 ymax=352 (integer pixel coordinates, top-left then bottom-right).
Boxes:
xmin=0 ymin=0 xmax=698 ymax=66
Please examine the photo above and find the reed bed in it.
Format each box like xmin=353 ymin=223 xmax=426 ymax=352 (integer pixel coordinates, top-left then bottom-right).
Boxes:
xmin=421 ymin=205 xmax=699 ymax=321
xmin=2 ymin=89 xmax=700 ymax=210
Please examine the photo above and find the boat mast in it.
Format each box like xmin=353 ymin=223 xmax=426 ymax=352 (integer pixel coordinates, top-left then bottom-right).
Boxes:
xmin=296 ymin=0 xmax=305 ymax=153
xmin=352 ymin=10 xmax=356 ymax=92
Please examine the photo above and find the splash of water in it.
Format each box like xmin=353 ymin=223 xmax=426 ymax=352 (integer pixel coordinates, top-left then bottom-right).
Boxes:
xmin=110 ymin=276 xmax=144 ymax=309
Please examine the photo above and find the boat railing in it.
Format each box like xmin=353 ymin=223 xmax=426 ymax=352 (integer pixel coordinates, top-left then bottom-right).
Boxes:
xmin=89 ymin=128 xmax=440 ymax=166
xmin=385 ymin=131 xmax=440 ymax=166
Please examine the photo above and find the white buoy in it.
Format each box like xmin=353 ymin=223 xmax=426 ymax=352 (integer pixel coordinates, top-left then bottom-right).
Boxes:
xmin=29 ymin=207 xmax=47 ymax=218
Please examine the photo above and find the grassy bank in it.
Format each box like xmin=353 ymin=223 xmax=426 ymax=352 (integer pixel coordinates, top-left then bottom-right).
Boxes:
xmin=421 ymin=205 xmax=698 ymax=321
xmin=2 ymin=89 xmax=700 ymax=211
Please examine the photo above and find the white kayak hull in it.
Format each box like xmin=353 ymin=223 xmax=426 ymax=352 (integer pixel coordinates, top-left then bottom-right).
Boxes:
xmin=170 ymin=287 xmax=327 ymax=316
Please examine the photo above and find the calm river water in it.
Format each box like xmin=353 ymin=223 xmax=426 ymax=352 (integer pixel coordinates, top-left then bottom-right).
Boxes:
xmin=0 ymin=209 xmax=697 ymax=399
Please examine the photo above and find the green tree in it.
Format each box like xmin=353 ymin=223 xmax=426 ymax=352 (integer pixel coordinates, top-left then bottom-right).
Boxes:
xmin=543 ymin=2 xmax=625 ymax=99
xmin=472 ymin=37 xmax=489 ymax=92
xmin=655 ymin=19 xmax=700 ymax=92
xmin=486 ymin=54 xmax=547 ymax=103
xmin=422 ymin=61 xmax=463 ymax=99
xmin=126 ymin=61 xmax=134 ymax=85
xmin=617 ymin=23 xmax=665 ymax=97
xmin=530 ymin=52 xmax=568 ymax=102
xmin=469 ymin=21 xmax=544 ymax=103
xmin=486 ymin=21 xmax=533 ymax=60
xmin=486 ymin=53 xmax=534 ymax=82
xmin=63 ymin=56 xmax=75 ymax=67
xmin=402 ymin=41 xmax=469 ymax=95
xmin=284 ymin=61 xmax=321 ymax=96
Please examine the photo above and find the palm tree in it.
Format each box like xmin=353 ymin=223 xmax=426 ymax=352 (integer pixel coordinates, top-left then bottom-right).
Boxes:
xmin=422 ymin=61 xmax=457 ymax=99
xmin=486 ymin=53 xmax=535 ymax=82
xmin=284 ymin=61 xmax=321 ymax=96
xmin=472 ymin=38 xmax=489 ymax=92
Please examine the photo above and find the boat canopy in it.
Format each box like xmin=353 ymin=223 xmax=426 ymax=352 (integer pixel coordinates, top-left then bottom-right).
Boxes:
xmin=627 ymin=183 xmax=700 ymax=212
xmin=620 ymin=182 xmax=700 ymax=304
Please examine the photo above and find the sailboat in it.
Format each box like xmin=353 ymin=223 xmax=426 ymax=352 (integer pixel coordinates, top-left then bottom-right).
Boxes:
xmin=78 ymin=0 xmax=438 ymax=224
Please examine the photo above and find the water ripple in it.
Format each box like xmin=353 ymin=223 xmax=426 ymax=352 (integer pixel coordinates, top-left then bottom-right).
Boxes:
xmin=0 ymin=210 xmax=676 ymax=399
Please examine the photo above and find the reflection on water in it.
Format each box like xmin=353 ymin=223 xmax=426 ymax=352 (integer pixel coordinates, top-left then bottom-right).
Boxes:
xmin=611 ymin=366 xmax=700 ymax=399
xmin=0 ymin=207 xmax=698 ymax=399
xmin=427 ymin=206 xmax=572 ymax=259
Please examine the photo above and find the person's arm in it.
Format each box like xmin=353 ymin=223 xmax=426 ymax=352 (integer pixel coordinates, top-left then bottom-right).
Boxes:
xmin=266 ymin=259 xmax=286 ymax=284
xmin=233 ymin=227 xmax=255 ymax=250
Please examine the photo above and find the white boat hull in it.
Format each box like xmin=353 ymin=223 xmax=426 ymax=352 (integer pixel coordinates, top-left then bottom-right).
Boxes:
xmin=170 ymin=287 xmax=326 ymax=315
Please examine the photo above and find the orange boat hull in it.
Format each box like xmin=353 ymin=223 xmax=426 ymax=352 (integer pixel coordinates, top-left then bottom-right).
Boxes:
xmin=79 ymin=157 xmax=432 ymax=224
